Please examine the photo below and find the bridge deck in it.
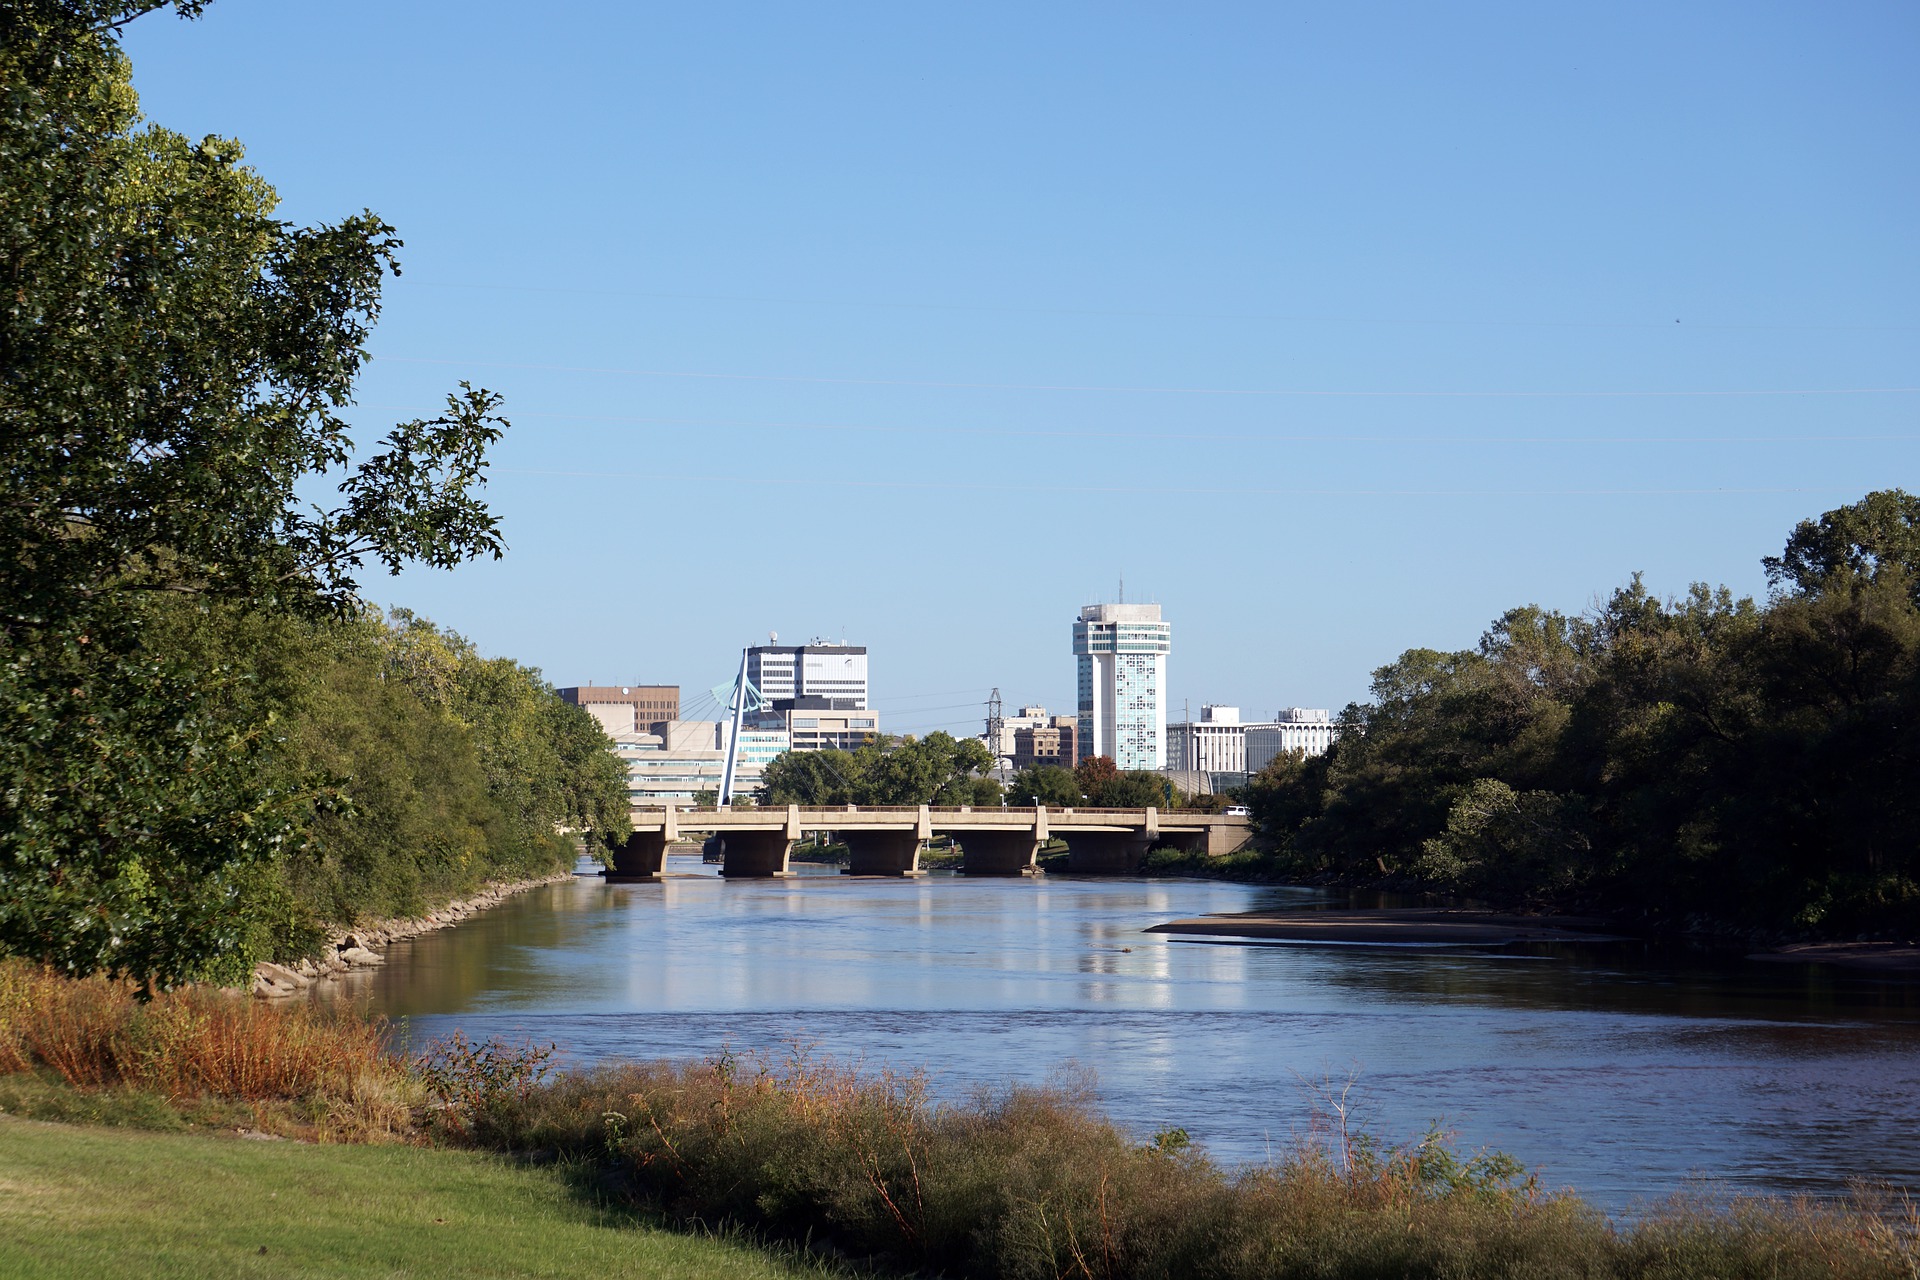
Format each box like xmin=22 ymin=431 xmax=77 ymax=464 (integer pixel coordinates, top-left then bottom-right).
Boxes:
xmin=608 ymin=804 xmax=1252 ymax=879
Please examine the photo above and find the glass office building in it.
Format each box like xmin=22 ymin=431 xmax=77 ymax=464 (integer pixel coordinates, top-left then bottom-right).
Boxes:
xmin=1071 ymin=603 xmax=1172 ymax=771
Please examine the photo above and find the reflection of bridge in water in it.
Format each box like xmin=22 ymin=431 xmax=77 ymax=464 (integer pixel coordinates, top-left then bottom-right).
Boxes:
xmin=608 ymin=805 xmax=1254 ymax=879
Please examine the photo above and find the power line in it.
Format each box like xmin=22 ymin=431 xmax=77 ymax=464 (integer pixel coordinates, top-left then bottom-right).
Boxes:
xmin=403 ymin=280 xmax=1920 ymax=335
xmin=357 ymin=402 xmax=1920 ymax=448
xmin=369 ymin=355 xmax=1920 ymax=401
xmin=492 ymin=466 xmax=1836 ymax=499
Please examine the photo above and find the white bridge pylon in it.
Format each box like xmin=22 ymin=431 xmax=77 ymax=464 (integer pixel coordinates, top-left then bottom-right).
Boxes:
xmin=716 ymin=645 xmax=764 ymax=808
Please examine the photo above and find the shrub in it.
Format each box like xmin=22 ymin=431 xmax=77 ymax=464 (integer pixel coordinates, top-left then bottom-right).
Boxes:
xmin=457 ymin=1048 xmax=1920 ymax=1280
xmin=0 ymin=959 xmax=390 ymax=1102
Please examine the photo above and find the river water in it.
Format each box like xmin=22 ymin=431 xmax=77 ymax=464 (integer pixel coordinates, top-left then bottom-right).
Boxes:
xmin=341 ymin=856 xmax=1920 ymax=1213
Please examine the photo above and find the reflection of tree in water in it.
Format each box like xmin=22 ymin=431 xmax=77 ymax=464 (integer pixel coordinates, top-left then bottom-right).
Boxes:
xmin=1297 ymin=938 xmax=1920 ymax=1030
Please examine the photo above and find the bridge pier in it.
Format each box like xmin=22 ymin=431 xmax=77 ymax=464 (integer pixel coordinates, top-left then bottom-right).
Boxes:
xmin=958 ymin=832 xmax=1040 ymax=876
xmin=841 ymin=831 xmax=927 ymax=876
xmin=717 ymin=831 xmax=794 ymax=877
xmin=604 ymin=830 xmax=667 ymax=880
xmin=1063 ymin=831 xmax=1156 ymax=875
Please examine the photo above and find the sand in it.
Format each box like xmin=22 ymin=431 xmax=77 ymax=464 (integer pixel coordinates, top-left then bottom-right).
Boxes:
xmin=1145 ymin=907 xmax=1621 ymax=945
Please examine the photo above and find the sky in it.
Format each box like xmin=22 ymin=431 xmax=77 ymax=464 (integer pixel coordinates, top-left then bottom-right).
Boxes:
xmin=122 ymin=2 xmax=1918 ymax=737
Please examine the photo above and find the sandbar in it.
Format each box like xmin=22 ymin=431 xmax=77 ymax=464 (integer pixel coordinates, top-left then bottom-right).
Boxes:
xmin=1747 ymin=941 xmax=1920 ymax=974
xmin=1146 ymin=907 xmax=1621 ymax=946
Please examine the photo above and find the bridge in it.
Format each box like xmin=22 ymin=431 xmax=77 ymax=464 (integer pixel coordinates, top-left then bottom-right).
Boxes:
xmin=607 ymin=805 xmax=1254 ymax=879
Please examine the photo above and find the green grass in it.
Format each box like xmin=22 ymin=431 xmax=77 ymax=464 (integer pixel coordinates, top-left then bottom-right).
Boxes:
xmin=0 ymin=1116 xmax=843 ymax=1280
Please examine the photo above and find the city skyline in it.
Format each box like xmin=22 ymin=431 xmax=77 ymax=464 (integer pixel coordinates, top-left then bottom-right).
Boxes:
xmin=117 ymin=4 xmax=1918 ymax=720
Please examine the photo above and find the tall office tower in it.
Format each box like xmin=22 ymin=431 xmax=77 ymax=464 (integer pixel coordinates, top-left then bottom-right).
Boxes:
xmin=746 ymin=641 xmax=869 ymax=709
xmin=1072 ymin=603 xmax=1171 ymax=770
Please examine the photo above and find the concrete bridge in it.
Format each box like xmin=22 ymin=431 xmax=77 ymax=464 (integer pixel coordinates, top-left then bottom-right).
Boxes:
xmin=606 ymin=804 xmax=1254 ymax=879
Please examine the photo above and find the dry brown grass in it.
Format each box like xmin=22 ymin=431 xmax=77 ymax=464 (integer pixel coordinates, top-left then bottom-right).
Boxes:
xmin=480 ymin=1049 xmax=1919 ymax=1280
xmin=5 ymin=965 xmax=1915 ymax=1278
xmin=0 ymin=959 xmax=394 ymax=1104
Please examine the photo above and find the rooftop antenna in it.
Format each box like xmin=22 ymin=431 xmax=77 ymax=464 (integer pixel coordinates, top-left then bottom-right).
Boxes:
xmin=1118 ymin=573 xmax=1124 ymax=604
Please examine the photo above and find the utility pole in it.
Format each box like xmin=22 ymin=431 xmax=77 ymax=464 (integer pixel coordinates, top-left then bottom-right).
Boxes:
xmin=985 ymin=687 xmax=1006 ymax=781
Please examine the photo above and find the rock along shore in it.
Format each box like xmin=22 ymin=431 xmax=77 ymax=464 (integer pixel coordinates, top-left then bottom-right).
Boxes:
xmin=247 ymin=870 xmax=577 ymax=998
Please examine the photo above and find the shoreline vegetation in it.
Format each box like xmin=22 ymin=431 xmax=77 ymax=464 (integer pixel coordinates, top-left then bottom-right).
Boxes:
xmin=1196 ymin=493 xmax=1920 ymax=954
xmin=1 ymin=961 xmax=1915 ymax=1280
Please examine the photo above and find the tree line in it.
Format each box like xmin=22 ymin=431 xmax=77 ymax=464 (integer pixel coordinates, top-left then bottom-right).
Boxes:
xmin=0 ymin=2 xmax=627 ymax=988
xmin=754 ymin=735 xmax=1194 ymax=812
xmin=1243 ymin=491 xmax=1920 ymax=939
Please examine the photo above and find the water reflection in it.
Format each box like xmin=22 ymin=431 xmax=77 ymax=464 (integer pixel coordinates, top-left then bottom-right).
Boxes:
xmin=345 ymin=861 xmax=1920 ymax=1212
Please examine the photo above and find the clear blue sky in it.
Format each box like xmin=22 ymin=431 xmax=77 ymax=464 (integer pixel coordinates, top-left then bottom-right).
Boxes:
xmin=124 ymin=2 xmax=1918 ymax=735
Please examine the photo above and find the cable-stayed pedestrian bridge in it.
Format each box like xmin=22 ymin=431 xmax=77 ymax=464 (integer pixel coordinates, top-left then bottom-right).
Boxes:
xmin=609 ymin=804 xmax=1254 ymax=879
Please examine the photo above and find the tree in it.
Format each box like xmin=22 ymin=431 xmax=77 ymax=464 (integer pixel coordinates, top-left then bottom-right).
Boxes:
xmin=758 ymin=750 xmax=859 ymax=806
xmin=1008 ymin=765 xmax=1080 ymax=808
xmin=758 ymin=733 xmax=997 ymax=807
xmin=859 ymin=732 xmax=996 ymax=806
xmin=0 ymin=3 xmax=513 ymax=987
xmin=1099 ymin=771 xmax=1178 ymax=809
xmin=1764 ymin=489 xmax=1920 ymax=602
xmin=1074 ymin=756 xmax=1119 ymax=800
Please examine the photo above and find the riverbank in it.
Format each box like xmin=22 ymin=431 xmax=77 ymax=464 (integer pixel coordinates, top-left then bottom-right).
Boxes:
xmin=1147 ymin=907 xmax=1624 ymax=945
xmin=1141 ymin=849 xmax=1920 ymax=971
xmin=2 ymin=962 xmax=1915 ymax=1278
xmin=246 ymin=870 xmax=578 ymax=998
xmin=1748 ymin=941 xmax=1920 ymax=974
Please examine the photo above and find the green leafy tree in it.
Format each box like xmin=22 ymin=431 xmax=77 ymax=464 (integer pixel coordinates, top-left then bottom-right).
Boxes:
xmin=758 ymin=733 xmax=996 ymax=807
xmin=1414 ymin=779 xmax=1591 ymax=904
xmin=758 ymin=749 xmax=860 ymax=806
xmin=1244 ymin=492 xmax=1920 ymax=937
xmin=1764 ymin=488 xmax=1920 ymax=602
xmin=0 ymin=3 xmax=514 ymax=987
xmin=1008 ymin=765 xmax=1081 ymax=808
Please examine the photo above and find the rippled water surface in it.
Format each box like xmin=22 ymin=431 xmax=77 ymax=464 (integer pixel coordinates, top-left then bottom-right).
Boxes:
xmin=343 ymin=857 xmax=1920 ymax=1211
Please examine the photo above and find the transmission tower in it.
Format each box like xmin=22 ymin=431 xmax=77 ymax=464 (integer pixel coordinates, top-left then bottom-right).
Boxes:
xmin=985 ymin=687 xmax=1006 ymax=781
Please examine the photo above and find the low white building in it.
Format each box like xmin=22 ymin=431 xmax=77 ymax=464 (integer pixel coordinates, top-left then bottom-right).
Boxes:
xmin=1245 ymin=708 xmax=1339 ymax=771
xmin=1167 ymin=705 xmax=1341 ymax=776
xmin=1164 ymin=705 xmax=1249 ymax=774
xmin=617 ymin=720 xmax=790 ymax=807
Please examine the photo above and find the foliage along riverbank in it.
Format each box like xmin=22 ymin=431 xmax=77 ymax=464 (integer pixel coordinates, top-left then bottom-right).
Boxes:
xmin=1 ymin=4 xmax=630 ymax=992
xmin=1221 ymin=491 xmax=1920 ymax=947
xmin=1 ymin=961 xmax=1914 ymax=1280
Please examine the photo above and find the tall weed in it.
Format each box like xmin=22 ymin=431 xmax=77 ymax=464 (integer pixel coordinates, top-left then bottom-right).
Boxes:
xmin=0 ymin=959 xmax=390 ymax=1102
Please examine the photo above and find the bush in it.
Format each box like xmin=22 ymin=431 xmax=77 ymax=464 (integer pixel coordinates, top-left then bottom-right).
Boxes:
xmin=461 ymin=1048 xmax=1920 ymax=1280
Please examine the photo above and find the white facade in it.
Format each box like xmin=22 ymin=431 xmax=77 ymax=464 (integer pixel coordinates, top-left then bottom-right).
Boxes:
xmin=747 ymin=642 xmax=868 ymax=709
xmin=1169 ymin=706 xmax=1340 ymax=774
xmin=1245 ymin=708 xmax=1339 ymax=771
xmin=1073 ymin=603 xmax=1171 ymax=771
xmin=1165 ymin=705 xmax=1247 ymax=773
xmin=617 ymin=720 xmax=790 ymax=806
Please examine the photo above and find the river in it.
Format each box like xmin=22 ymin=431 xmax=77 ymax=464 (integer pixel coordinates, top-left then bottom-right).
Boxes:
xmin=339 ymin=856 xmax=1920 ymax=1213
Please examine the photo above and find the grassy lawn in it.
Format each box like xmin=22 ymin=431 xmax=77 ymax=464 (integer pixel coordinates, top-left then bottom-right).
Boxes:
xmin=0 ymin=1116 xmax=838 ymax=1280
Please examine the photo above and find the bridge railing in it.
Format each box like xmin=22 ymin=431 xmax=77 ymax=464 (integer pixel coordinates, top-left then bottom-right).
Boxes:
xmin=630 ymin=804 xmax=1245 ymax=819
